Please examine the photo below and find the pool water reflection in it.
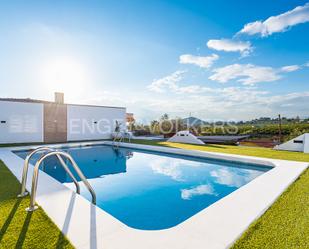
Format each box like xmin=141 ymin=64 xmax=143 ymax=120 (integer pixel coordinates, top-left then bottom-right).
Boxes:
xmin=15 ymin=145 xmax=271 ymax=230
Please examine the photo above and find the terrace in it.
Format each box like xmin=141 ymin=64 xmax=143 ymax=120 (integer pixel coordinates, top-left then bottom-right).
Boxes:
xmin=0 ymin=140 xmax=308 ymax=248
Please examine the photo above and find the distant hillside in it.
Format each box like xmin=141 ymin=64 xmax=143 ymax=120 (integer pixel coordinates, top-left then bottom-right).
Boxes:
xmin=181 ymin=117 xmax=207 ymax=126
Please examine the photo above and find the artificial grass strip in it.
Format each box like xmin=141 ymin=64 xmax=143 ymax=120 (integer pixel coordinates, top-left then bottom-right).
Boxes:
xmin=0 ymin=160 xmax=74 ymax=249
xmin=130 ymin=139 xmax=309 ymax=162
xmin=232 ymin=168 xmax=309 ymax=249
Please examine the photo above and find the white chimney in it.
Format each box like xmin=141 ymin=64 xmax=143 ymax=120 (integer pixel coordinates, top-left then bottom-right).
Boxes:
xmin=54 ymin=92 xmax=64 ymax=104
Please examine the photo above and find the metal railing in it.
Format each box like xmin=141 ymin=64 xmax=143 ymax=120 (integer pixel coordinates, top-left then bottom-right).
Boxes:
xmin=112 ymin=131 xmax=132 ymax=147
xmin=112 ymin=132 xmax=124 ymax=147
xmin=18 ymin=147 xmax=54 ymax=197
xmin=18 ymin=147 xmax=80 ymax=198
xmin=18 ymin=147 xmax=96 ymax=212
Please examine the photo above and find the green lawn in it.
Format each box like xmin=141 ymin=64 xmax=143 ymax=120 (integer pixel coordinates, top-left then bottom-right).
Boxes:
xmin=130 ymin=140 xmax=309 ymax=249
xmin=130 ymin=139 xmax=309 ymax=162
xmin=0 ymin=160 xmax=74 ymax=249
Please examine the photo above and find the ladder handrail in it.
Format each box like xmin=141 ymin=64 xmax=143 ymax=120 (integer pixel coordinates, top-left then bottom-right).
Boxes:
xmin=18 ymin=147 xmax=80 ymax=197
xmin=26 ymin=151 xmax=96 ymax=211
xmin=54 ymin=153 xmax=81 ymax=195
xmin=18 ymin=147 xmax=54 ymax=197
xmin=112 ymin=131 xmax=122 ymax=147
xmin=112 ymin=131 xmax=131 ymax=147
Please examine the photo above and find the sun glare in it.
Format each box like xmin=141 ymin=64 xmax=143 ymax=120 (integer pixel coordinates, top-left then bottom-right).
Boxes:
xmin=39 ymin=56 xmax=87 ymax=101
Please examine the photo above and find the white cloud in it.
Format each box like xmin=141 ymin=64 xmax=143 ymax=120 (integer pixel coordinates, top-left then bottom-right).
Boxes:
xmin=146 ymin=89 xmax=309 ymax=121
xmin=179 ymin=54 xmax=219 ymax=68
xmin=280 ymin=65 xmax=301 ymax=72
xmin=147 ymin=71 xmax=214 ymax=94
xmin=150 ymin=158 xmax=184 ymax=181
xmin=181 ymin=184 xmax=217 ymax=200
xmin=210 ymin=169 xmax=262 ymax=188
xmin=267 ymin=91 xmax=309 ymax=104
xmin=83 ymin=86 xmax=309 ymax=121
xmin=238 ymin=3 xmax=309 ymax=37
xmin=82 ymin=68 xmax=309 ymax=121
xmin=207 ymin=39 xmax=252 ymax=56
xmin=209 ymin=63 xmax=306 ymax=85
xmin=150 ymin=157 xmax=206 ymax=181
xmin=174 ymin=85 xmax=214 ymax=94
xmin=147 ymin=70 xmax=185 ymax=93
xmin=209 ymin=64 xmax=281 ymax=85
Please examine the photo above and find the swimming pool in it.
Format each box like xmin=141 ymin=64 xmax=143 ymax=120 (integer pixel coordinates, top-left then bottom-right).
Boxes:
xmin=15 ymin=144 xmax=271 ymax=230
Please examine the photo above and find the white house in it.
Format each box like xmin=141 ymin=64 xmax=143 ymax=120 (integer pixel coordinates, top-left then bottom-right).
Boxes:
xmin=0 ymin=93 xmax=126 ymax=144
xmin=274 ymin=133 xmax=309 ymax=153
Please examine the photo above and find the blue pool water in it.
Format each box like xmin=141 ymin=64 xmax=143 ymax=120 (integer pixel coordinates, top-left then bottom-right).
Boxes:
xmin=15 ymin=145 xmax=271 ymax=230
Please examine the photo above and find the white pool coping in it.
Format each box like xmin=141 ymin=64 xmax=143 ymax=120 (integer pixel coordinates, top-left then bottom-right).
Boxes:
xmin=0 ymin=141 xmax=307 ymax=249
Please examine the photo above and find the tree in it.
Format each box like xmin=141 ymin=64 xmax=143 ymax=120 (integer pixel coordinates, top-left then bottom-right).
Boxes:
xmin=160 ymin=113 xmax=169 ymax=120
xmin=150 ymin=120 xmax=160 ymax=134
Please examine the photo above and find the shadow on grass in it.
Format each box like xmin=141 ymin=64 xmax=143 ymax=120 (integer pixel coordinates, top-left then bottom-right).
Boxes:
xmin=0 ymin=198 xmax=22 ymax=243
xmin=15 ymin=211 xmax=33 ymax=248
xmin=204 ymin=144 xmax=228 ymax=149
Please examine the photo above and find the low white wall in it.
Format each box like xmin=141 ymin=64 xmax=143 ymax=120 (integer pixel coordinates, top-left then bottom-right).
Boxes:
xmin=67 ymin=105 xmax=126 ymax=141
xmin=275 ymin=134 xmax=305 ymax=152
xmin=304 ymin=134 xmax=309 ymax=153
xmin=275 ymin=133 xmax=309 ymax=153
xmin=0 ymin=101 xmax=44 ymax=144
xmin=168 ymin=131 xmax=205 ymax=145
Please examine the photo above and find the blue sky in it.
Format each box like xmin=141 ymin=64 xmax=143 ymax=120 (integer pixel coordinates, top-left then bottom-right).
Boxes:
xmin=0 ymin=0 xmax=309 ymax=121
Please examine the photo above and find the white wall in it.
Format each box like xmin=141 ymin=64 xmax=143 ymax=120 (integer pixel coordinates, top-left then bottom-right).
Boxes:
xmin=67 ymin=105 xmax=126 ymax=141
xmin=275 ymin=133 xmax=306 ymax=152
xmin=304 ymin=134 xmax=309 ymax=153
xmin=0 ymin=101 xmax=44 ymax=144
xmin=168 ymin=130 xmax=205 ymax=145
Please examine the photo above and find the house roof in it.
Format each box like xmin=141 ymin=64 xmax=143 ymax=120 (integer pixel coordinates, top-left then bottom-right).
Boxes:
xmin=0 ymin=98 xmax=52 ymax=104
xmin=0 ymin=98 xmax=126 ymax=109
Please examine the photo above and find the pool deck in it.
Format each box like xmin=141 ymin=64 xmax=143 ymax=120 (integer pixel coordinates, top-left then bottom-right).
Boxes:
xmin=0 ymin=141 xmax=307 ymax=249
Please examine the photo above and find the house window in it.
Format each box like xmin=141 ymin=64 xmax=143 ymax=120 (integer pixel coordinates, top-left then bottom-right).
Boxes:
xmin=1 ymin=121 xmax=6 ymax=124
xmin=293 ymin=140 xmax=303 ymax=144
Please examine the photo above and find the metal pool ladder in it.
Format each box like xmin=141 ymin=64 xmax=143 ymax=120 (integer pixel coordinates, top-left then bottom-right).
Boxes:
xmin=112 ymin=132 xmax=124 ymax=147
xmin=18 ymin=147 xmax=96 ymax=212
xmin=112 ymin=131 xmax=132 ymax=147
